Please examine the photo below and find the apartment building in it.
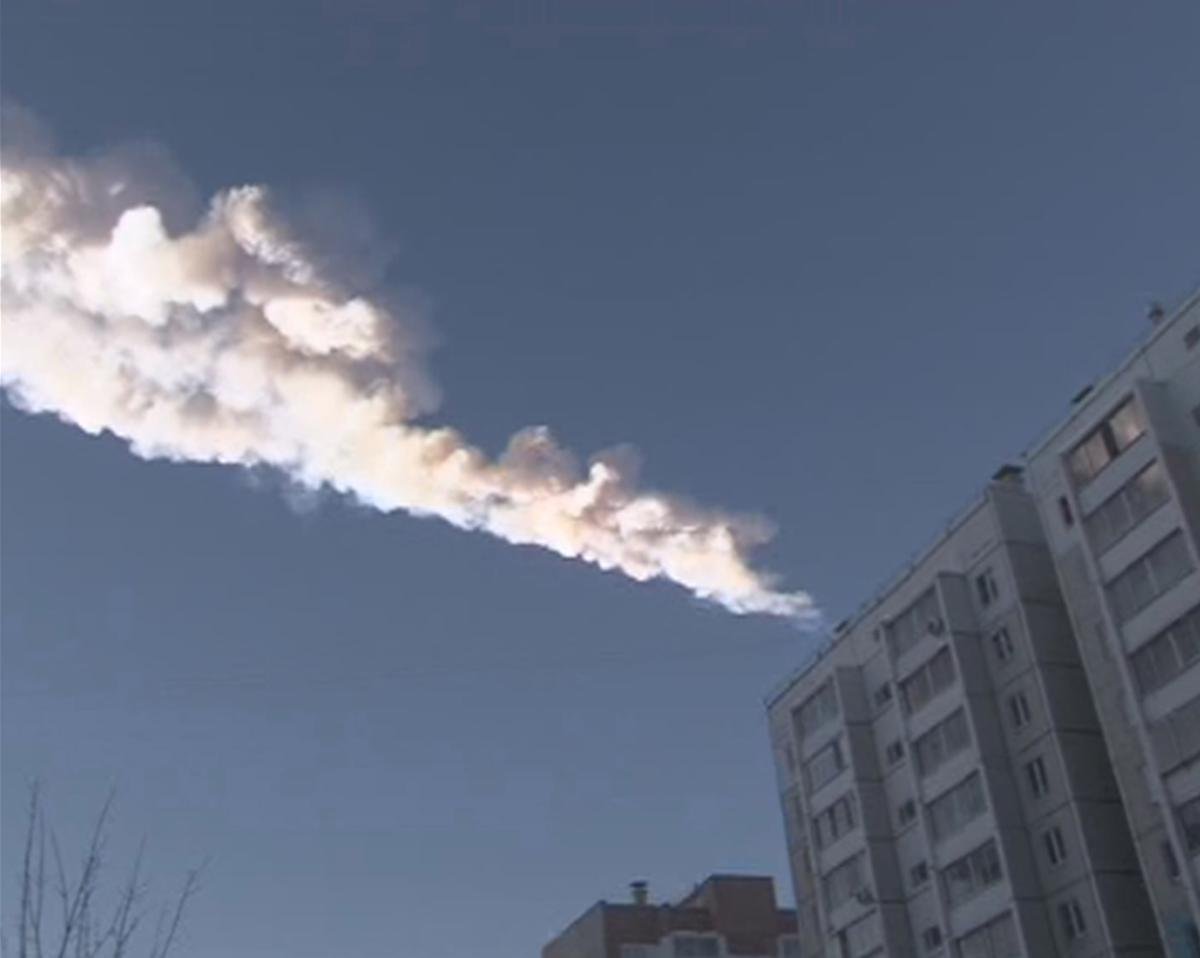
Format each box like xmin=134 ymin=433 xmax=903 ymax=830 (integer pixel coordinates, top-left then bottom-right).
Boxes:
xmin=542 ymin=875 xmax=799 ymax=958
xmin=765 ymin=477 xmax=1161 ymax=958
xmin=1025 ymin=291 xmax=1200 ymax=955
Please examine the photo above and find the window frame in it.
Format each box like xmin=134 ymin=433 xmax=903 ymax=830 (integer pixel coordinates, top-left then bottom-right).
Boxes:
xmin=914 ymin=709 xmax=971 ymax=778
xmin=1084 ymin=459 xmax=1171 ymax=555
xmin=1057 ymin=899 xmax=1087 ymax=942
xmin=1151 ymin=692 xmax=1200 ymax=771
xmin=1026 ymin=756 xmax=1050 ymax=798
xmin=795 ymin=680 xmax=840 ymax=742
xmin=942 ymin=839 xmax=1004 ymax=909
xmin=991 ymin=626 xmax=1016 ymax=663
xmin=1043 ymin=825 xmax=1068 ymax=866
xmin=929 ymin=772 xmax=987 ymax=843
xmin=1107 ymin=531 xmax=1195 ymax=624
xmin=1067 ymin=396 xmax=1146 ymax=487
xmin=1008 ymin=691 xmax=1032 ymax=730
xmin=887 ymin=588 xmax=942 ymax=659
xmin=901 ymin=647 xmax=957 ymax=716
xmin=975 ymin=569 xmax=999 ymax=608
xmin=804 ymin=737 xmax=847 ymax=794
xmin=823 ymin=852 xmax=866 ymax=912
xmin=1130 ymin=603 xmax=1200 ymax=694
xmin=812 ymin=791 xmax=858 ymax=851
xmin=955 ymin=911 xmax=1019 ymax=958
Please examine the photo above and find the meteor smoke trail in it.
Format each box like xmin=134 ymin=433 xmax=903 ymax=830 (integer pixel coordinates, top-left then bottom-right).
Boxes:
xmin=0 ymin=103 xmax=816 ymax=621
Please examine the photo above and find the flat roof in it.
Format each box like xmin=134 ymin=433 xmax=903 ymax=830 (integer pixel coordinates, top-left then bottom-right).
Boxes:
xmin=764 ymin=488 xmax=990 ymax=708
xmin=766 ymin=281 xmax=1200 ymax=712
xmin=1024 ymin=284 xmax=1200 ymax=461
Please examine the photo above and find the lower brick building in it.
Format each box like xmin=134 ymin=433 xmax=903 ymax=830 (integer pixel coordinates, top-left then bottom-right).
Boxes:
xmin=543 ymin=875 xmax=800 ymax=958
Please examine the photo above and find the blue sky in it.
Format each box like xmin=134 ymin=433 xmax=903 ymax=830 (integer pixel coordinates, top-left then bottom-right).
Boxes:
xmin=2 ymin=2 xmax=1198 ymax=957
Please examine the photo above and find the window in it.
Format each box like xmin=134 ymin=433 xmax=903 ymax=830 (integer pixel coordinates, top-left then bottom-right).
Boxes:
xmin=873 ymin=682 xmax=894 ymax=709
xmin=929 ymin=773 xmax=987 ymax=842
xmin=943 ymin=839 xmax=1003 ymax=907
xmin=901 ymin=648 xmax=957 ymax=716
xmin=1067 ymin=397 xmax=1146 ymax=485
xmin=1084 ymin=460 xmax=1171 ymax=554
xmin=975 ymin=569 xmax=1000 ymax=608
xmin=886 ymin=740 xmax=906 ymax=766
xmin=991 ymin=627 xmax=1016 ymax=662
xmin=1188 ymin=326 xmax=1200 ymax=350
xmin=1008 ymin=692 xmax=1032 ymax=730
xmin=898 ymin=799 xmax=917 ymax=827
xmin=1026 ymin=756 xmax=1050 ymax=798
xmin=888 ymin=588 xmax=943 ymax=658
xmin=1131 ymin=603 xmax=1200 ymax=694
xmin=1044 ymin=826 xmax=1067 ymax=866
xmin=1058 ymin=496 xmax=1074 ymax=527
xmin=1058 ymin=899 xmax=1087 ymax=941
xmin=1107 ymin=531 xmax=1195 ymax=623
xmin=956 ymin=911 xmax=1020 ymax=958
xmin=915 ymin=709 xmax=971 ymax=778
xmin=805 ymin=738 xmax=847 ymax=793
xmin=840 ymin=914 xmax=879 ymax=957
xmin=1152 ymin=693 xmax=1200 ymax=771
xmin=910 ymin=860 xmax=930 ymax=887
xmin=813 ymin=792 xmax=858 ymax=850
xmin=823 ymin=853 xmax=866 ymax=911
xmin=795 ymin=681 xmax=839 ymax=741
xmin=922 ymin=925 xmax=944 ymax=952
xmin=674 ymin=936 xmax=720 ymax=958
xmin=1180 ymin=795 xmax=1200 ymax=852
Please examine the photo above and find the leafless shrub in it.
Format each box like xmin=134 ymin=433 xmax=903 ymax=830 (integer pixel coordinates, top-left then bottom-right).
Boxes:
xmin=10 ymin=784 xmax=203 ymax=958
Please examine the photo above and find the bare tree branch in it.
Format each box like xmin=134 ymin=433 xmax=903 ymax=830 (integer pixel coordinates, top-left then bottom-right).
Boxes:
xmin=11 ymin=787 xmax=201 ymax=958
xmin=18 ymin=783 xmax=40 ymax=958
xmin=147 ymin=865 xmax=203 ymax=958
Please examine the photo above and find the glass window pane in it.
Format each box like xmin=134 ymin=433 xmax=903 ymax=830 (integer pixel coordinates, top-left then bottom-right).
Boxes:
xmin=1110 ymin=400 xmax=1145 ymax=450
xmin=1109 ymin=494 xmax=1133 ymax=539
xmin=1134 ymin=561 xmax=1159 ymax=609
xmin=980 ymin=843 xmax=1002 ymax=883
xmin=1132 ymin=644 xmax=1159 ymax=692
xmin=944 ymin=860 xmax=972 ymax=905
xmin=989 ymin=914 xmax=1020 ymax=957
xmin=1152 ymin=534 xmax=1194 ymax=590
xmin=1153 ymin=637 xmax=1181 ymax=684
xmin=1176 ymin=611 xmax=1200 ymax=665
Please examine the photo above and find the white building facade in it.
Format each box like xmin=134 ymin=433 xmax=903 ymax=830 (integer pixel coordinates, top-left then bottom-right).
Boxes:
xmin=1026 ymin=291 xmax=1200 ymax=956
xmin=765 ymin=289 xmax=1200 ymax=958
xmin=768 ymin=479 xmax=1160 ymax=958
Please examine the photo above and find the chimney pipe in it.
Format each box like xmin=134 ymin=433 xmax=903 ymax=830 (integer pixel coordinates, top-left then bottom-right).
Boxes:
xmin=1148 ymin=301 xmax=1165 ymax=325
xmin=630 ymin=880 xmax=649 ymax=905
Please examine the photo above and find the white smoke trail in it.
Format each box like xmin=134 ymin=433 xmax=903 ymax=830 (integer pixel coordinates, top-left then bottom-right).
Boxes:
xmin=0 ymin=102 xmax=817 ymax=621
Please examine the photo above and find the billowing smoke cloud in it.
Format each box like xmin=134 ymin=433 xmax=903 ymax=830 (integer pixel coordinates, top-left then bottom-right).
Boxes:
xmin=0 ymin=102 xmax=816 ymax=621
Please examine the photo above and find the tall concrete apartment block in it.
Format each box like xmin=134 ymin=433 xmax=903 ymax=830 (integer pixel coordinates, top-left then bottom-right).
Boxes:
xmin=765 ymin=291 xmax=1200 ymax=958
xmin=1026 ymin=292 xmax=1200 ymax=955
xmin=766 ymin=479 xmax=1161 ymax=958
